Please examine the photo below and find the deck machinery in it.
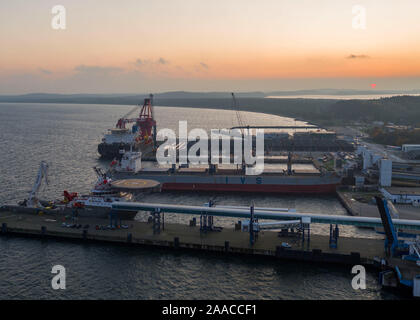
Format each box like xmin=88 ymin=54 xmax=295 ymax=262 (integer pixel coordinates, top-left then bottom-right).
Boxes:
xmin=116 ymin=96 xmax=156 ymax=146
xmin=98 ymin=95 xmax=157 ymax=158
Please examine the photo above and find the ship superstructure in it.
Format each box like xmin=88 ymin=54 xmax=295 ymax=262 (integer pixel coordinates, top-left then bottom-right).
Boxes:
xmin=98 ymin=96 xmax=156 ymax=158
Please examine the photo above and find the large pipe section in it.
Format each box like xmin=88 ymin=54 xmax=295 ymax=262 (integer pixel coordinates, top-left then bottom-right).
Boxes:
xmin=112 ymin=202 xmax=420 ymax=231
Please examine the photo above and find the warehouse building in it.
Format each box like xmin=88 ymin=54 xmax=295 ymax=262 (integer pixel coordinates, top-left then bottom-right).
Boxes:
xmin=380 ymin=187 xmax=420 ymax=205
xmin=402 ymin=144 xmax=420 ymax=153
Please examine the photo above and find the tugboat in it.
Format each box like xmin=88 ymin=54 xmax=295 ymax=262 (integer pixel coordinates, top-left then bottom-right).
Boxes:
xmin=98 ymin=95 xmax=156 ymax=159
xmin=61 ymin=167 xmax=138 ymax=220
xmin=1 ymin=163 xmax=139 ymax=220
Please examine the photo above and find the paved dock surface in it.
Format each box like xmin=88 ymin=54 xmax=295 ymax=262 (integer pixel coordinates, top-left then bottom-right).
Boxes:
xmin=388 ymin=258 xmax=420 ymax=282
xmin=337 ymin=191 xmax=420 ymax=221
xmin=0 ymin=210 xmax=386 ymax=265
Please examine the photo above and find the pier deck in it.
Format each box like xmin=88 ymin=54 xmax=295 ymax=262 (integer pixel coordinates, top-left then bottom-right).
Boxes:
xmin=337 ymin=190 xmax=420 ymax=220
xmin=0 ymin=210 xmax=386 ymax=265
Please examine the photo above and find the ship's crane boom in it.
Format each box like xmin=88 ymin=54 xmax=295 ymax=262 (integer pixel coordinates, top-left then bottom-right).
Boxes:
xmin=150 ymin=94 xmax=154 ymax=121
xmin=231 ymin=93 xmax=245 ymax=135
xmin=114 ymin=94 xmax=156 ymax=146
xmin=116 ymin=104 xmax=141 ymax=129
xmin=231 ymin=93 xmax=249 ymax=167
xmin=93 ymin=166 xmax=107 ymax=180
xmin=27 ymin=161 xmax=49 ymax=207
xmin=122 ymin=104 xmax=141 ymax=121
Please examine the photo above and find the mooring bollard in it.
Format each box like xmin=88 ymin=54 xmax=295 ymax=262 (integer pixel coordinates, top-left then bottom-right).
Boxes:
xmin=174 ymin=237 xmax=180 ymax=248
xmin=312 ymin=249 xmax=322 ymax=259
xmin=275 ymin=245 xmax=284 ymax=257
xmin=350 ymin=252 xmax=361 ymax=263
xmin=127 ymin=233 xmax=132 ymax=243
xmin=224 ymin=241 xmax=230 ymax=252
xmin=1 ymin=223 xmax=7 ymax=234
xmin=189 ymin=218 xmax=197 ymax=227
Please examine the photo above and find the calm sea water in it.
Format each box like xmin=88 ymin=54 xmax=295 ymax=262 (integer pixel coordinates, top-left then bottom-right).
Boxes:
xmin=0 ymin=103 xmax=397 ymax=300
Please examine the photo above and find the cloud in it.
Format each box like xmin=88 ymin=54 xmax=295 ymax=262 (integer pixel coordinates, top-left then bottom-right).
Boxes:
xmin=74 ymin=65 xmax=123 ymax=74
xmin=157 ymin=57 xmax=168 ymax=65
xmin=38 ymin=68 xmax=52 ymax=75
xmin=134 ymin=57 xmax=169 ymax=68
xmin=194 ymin=62 xmax=209 ymax=73
xmin=346 ymin=54 xmax=370 ymax=59
xmin=135 ymin=59 xmax=144 ymax=66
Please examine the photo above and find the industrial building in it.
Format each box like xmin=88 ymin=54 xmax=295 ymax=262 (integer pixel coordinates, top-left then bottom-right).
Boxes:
xmin=266 ymin=131 xmax=354 ymax=152
xmin=402 ymin=144 xmax=420 ymax=160
xmin=402 ymin=144 xmax=420 ymax=153
xmin=380 ymin=187 xmax=420 ymax=205
xmin=379 ymin=159 xmax=392 ymax=187
xmin=354 ymin=141 xmax=420 ymax=188
xmin=355 ymin=144 xmax=392 ymax=187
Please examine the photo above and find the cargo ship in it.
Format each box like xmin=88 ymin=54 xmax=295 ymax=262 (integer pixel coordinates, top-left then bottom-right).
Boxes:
xmin=104 ymin=93 xmax=341 ymax=194
xmin=109 ymin=151 xmax=341 ymax=194
xmin=98 ymin=96 xmax=156 ymax=159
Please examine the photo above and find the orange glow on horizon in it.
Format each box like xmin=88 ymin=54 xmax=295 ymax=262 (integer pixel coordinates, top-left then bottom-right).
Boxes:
xmin=1 ymin=1 xmax=420 ymax=92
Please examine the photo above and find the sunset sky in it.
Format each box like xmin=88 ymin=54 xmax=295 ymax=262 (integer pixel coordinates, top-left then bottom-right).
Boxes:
xmin=1 ymin=0 xmax=420 ymax=93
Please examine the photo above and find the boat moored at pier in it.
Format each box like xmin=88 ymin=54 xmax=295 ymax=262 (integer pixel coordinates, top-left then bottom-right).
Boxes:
xmin=109 ymin=151 xmax=341 ymax=194
xmin=98 ymin=97 xmax=156 ymax=159
xmin=1 ymin=164 xmax=139 ymax=220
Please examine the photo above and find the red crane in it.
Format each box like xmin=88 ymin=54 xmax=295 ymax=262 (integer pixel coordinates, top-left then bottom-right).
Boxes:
xmin=115 ymin=95 xmax=156 ymax=144
xmin=116 ymin=105 xmax=140 ymax=129
xmin=137 ymin=96 xmax=156 ymax=143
